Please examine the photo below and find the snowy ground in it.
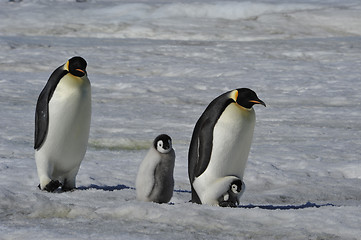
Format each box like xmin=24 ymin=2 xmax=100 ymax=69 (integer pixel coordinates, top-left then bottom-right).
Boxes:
xmin=1 ymin=0 xmax=361 ymax=239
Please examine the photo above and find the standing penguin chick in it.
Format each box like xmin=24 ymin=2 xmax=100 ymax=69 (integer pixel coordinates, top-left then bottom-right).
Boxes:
xmin=188 ymin=88 xmax=265 ymax=205
xmin=136 ymin=134 xmax=176 ymax=203
xmin=34 ymin=56 xmax=91 ymax=192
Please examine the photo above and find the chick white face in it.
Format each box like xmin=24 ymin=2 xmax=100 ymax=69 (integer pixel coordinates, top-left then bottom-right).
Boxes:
xmin=231 ymin=184 xmax=240 ymax=194
xmin=154 ymin=134 xmax=172 ymax=154
xmin=230 ymin=179 xmax=243 ymax=194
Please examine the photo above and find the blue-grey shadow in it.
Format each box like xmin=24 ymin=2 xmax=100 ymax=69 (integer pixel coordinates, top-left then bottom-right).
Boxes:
xmin=238 ymin=201 xmax=335 ymax=210
xmin=78 ymin=184 xmax=135 ymax=191
xmin=174 ymin=189 xmax=192 ymax=193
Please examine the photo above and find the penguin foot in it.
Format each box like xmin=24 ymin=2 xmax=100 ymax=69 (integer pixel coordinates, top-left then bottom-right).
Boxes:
xmin=61 ymin=178 xmax=76 ymax=192
xmin=61 ymin=186 xmax=75 ymax=192
xmin=218 ymin=201 xmax=238 ymax=208
xmin=43 ymin=180 xmax=62 ymax=192
xmin=190 ymin=189 xmax=202 ymax=204
xmin=190 ymin=199 xmax=201 ymax=204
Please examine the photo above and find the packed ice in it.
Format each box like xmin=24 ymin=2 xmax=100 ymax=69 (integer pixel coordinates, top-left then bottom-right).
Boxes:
xmin=0 ymin=0 xmax=361 ymax=239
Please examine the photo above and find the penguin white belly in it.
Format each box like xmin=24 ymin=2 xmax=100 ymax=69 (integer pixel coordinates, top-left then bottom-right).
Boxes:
xmin=136 ymin=147 xmax=161 ymax=201
xmin=194 ymin=103 xmax=255 ymax=204
xmin=35 ymin=74 xmax=91 ymax=178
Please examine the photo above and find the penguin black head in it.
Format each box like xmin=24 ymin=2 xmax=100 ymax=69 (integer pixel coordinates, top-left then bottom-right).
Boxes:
xmin=230 ymin=179 xmax=243 ymax=194
xmin=67 ymin=56 xmax=87 ymax=77
xmin=154 ymin=134 xmax=172 ymax=154
xmin=233 ymin=88 xmax=266 ymax=109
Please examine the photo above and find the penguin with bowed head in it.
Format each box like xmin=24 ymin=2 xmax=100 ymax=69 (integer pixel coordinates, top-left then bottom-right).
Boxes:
xmin=188 ymin=88 xmax=265 ymax=206
xmin=136 ymin=134 xmax=176 ymax=203
xmin=34 ymin=56 xmax=91 ymax=192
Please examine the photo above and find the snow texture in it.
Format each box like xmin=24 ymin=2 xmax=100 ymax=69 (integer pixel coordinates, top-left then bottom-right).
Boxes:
xmin=1 ymin=0 xmax=361 ymax=239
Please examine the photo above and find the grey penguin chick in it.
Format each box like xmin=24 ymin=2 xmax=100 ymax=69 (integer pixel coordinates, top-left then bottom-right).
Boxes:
xmin=34 ymin=56 xmax=91 ymax=192
xmin=136 ymin=134 xmax=176 ymax=203
xmin=218 ymin=179 xmax=245 ymax=208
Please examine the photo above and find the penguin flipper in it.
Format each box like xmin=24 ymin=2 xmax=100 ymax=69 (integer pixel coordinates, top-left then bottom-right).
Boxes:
xmin=188 ymin=118 xmax=214 ymax=204
xmin=195 ymin=119 xmax=214 ymax=177
xmin=34 ymin=66 xmax=67 ymax=149
xmin=189 ymin=94 xmax=233 ymax=180
xmin=193 ymin=118 xmax=215 ymax=178
xmin=147 ymin=162 xmax=162 ymax=202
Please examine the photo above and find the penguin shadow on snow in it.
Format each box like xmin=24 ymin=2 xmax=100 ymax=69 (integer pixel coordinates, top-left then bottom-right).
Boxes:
xmin=238 ymin=201 xmax=336 ymax=210
xmin=78 ymin=185 xmax=191 ymax=194
xmin=77 ymin=184 xmax=135 ymax=191
xmin=75 ymin=185 xmax=335 ymax=210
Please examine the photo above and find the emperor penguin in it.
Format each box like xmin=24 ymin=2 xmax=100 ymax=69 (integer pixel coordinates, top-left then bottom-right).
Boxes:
xmin=188 ymin=88 xmax=265 ymax=206
xmin=34 ymin=56 xmax=91 ymax=192
xmin=218 ymin=179 xmax=245 ymax=208
xmin=136 ymin=134 xmax=176 ymax=203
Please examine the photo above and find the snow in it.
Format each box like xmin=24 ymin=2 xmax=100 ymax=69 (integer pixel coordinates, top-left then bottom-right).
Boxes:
xmin=1 ymin=0 xmax=361 ymax=239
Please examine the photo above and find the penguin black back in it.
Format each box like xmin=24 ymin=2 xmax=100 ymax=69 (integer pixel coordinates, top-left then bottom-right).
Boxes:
xmin=34 ymin=66 xmax=67 ymax=149
xmin=188 ymin=92 xmax=232 ymax=182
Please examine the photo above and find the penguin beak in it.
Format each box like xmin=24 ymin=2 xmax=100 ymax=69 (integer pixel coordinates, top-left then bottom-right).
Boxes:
xmin=73 ymin=68 xmax=87 ymax=77
xmin=249 ymin=100 xmax=266 ymax=107
xmin=76 ymin=69 xmax=85 ymax=74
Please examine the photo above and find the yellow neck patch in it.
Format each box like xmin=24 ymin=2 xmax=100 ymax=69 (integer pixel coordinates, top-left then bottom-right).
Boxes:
xmin=229 ymin=89 xmax=238 ymax=102
xmin=229 ymin=89 xmax=252 ymax=111
xmin=64 ymin=61 xmax=70 ymax=71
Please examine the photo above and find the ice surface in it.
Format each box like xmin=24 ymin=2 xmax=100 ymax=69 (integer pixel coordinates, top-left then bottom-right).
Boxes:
xmin=1 ymin=0 xmax=361 ymax=239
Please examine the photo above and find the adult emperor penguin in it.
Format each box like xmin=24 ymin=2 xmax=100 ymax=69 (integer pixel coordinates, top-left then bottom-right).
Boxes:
xmin=188 ymin=88 xmax=265 ymax=206
xmin=136 ymin=134 xmax=176 ymax=203
xmin=34 ymin=56 xmax=91 ymax=192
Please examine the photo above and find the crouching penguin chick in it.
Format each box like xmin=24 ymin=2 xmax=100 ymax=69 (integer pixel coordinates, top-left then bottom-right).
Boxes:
xmin=218 ymin=179 xmax=245 ymax=207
